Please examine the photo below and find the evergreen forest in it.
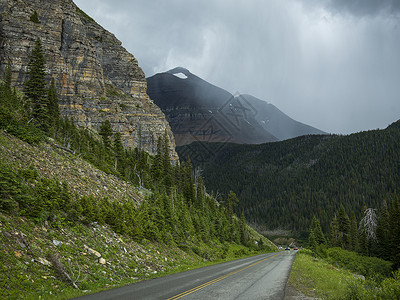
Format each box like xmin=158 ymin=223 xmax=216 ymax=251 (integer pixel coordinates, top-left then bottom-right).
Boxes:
xmin=177 ymin=124 xmax=400 ymax=240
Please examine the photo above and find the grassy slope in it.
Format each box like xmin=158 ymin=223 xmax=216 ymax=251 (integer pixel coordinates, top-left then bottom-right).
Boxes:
xmin=1 ymin=213 xmax=269 ymax=299
xmin=288 ymin=250 xmax=400 ymax=299
xmin=288 ymin=251 xmax=356 ymax=299
xmin=0 ymin=130 xmax=276 ymax=299
xmin=0 ymin=131 xmax=143 ymax=204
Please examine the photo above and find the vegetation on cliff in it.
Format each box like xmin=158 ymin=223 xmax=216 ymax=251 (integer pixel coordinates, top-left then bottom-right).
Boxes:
xmin=0 ymin=0 xmax=177 ymax=159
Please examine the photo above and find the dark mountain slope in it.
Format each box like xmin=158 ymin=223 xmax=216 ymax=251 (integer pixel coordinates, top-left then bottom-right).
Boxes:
xmin=147 ymin=67 xmax=326 ymax=146
xmin=177 ymin=120 xmax=400 ymax=237
xmin=241 ymin=94 xmax=326 ymax=140
xmin=147 ymin=67 xmax=277 ymax=146
xmin=148 ymin=67 xmax=232 ymax=109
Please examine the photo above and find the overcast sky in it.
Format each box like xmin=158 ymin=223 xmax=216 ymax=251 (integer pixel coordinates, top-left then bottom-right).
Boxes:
xmin=74 ymin=0 xmax=400 ymax=134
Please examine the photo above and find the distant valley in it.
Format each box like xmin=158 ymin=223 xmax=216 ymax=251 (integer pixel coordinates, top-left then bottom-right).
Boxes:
xmin=177 ymin=120 xmax=400 ymax=237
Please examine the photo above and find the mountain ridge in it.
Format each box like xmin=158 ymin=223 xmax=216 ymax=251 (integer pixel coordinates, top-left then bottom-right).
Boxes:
xmin=147 ymin=67 xmax=325 ymax=146
xmin=177 ymin=120 xmax=400 ymax=236
xmin=240 ymin=94 xmax=326 ymax=140
xmin=147 ymin=68 xmax=278 ymax=146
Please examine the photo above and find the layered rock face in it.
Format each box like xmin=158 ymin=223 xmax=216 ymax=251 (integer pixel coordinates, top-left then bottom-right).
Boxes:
xmin=0 ymin=0 xmax=177 ymax=160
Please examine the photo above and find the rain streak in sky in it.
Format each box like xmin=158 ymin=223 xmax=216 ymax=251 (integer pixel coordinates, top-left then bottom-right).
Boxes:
xmin=74 ymin=0 xmax=400 ymax=134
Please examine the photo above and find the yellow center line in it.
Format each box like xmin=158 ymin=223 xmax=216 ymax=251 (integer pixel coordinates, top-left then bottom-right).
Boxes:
xmin=167 ymin=253 xmax=281 ymax=300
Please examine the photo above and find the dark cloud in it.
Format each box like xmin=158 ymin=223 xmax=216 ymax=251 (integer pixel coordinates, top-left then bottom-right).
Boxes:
xmin=331 ymin=0 xmax=400 ymax=16
xmin=303 ymin=0 xmax=400 ymax=17
xmin=73 ymin=0 xmax=400 ymax=134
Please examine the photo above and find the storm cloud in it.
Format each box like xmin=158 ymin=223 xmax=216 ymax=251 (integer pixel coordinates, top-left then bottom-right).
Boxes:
xmin=317 ymin=0 xmax=400 ymax=17
xmin=74 ymin=0 xmax=400 ymax=134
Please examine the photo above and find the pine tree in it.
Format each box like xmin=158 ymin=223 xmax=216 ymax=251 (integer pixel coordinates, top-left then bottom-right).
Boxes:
xmin=389 ymin=199 xmax=400 ymax=267
xmin=0 ymin=63 xmax=13 ymax=108
xmin=195 ymin=176 xmax=205 ymax=209
xmin=151 ymin=136 xmax=163 ymax=180
xmin=176 ymin=194 xmax=194 ymax=241
xmin=240 ymin=212 xmax=248 ymax=244
xmin=349 ymin=211 xmax=358 ymax=251
xmin=24 ymin=38 xmax=49 ymax=133
xmin=329 ymin=215 xmax=340 ymax=247
xmin=162 ymin=193 xmax=174 ymax=234
xmin=30 ymin=11 xmax=40 ymax=24
xmin=360 ymin=207 xmax=378 ymax=256
xmin=183 ymin=159 xmax=195 ymax=205
xmin=358 ymin=204 xmax=369 ymax=256
xmin=162 ymin=130 xmax=173 ymax=187
xmin=310 ymin=216 xmax=326 ymax=245
xmin=99 ymin=120 xmax=113 ymax=150
xmin=137 ymin=124 xmax=142 ymax=151
xmin=47 ymin=78 xmax=60 ymax=134
xmin=3 ymin=63 xmax=12 ymax=100
xmin=162 ymin=130 xmax=170 ymax=171
xmin=226 ymin=191 xmax=239 ymax=222
xmin=113 ymin=131 xmax=124 ymax=172
xmin=376 ymin=200 xmax=390 ymax=260
xmin=308 ymin=228 xmax=318 ymax=251
xmin=337 ymin=205 xmax=351 ymax=249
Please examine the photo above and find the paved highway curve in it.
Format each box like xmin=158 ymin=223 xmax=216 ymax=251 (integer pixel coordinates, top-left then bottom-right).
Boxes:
xmin=75 ymin=251 xmax=296 ymax=300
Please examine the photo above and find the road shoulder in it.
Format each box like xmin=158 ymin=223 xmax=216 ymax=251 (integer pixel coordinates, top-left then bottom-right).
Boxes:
xmin=284 ymin=283 xmax=320 ymax=300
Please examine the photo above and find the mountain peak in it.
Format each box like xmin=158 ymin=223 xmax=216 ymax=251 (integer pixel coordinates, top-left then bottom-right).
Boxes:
xmin=148 ymin=69 xmax=326 ymax=144
xmin=147 ymin=69 xmax=278 ymax=146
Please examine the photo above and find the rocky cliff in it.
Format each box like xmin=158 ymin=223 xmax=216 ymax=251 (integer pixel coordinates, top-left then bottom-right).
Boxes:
xmin=0 ymin=0 xmax=177 ymax=160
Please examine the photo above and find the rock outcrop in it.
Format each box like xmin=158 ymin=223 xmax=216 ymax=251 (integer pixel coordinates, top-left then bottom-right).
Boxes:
xmin=0 ymin=0 xmax=177 ymax=160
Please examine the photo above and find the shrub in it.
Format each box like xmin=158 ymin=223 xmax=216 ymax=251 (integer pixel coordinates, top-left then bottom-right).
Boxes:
xmin=30 ymin=11 xmax=40 ymax=23
xmin=377 ymin=270 xmax=400 ymax=299
xmin=343 ymin=270 xmax=400 ymax=299
xmin=299 ymin=248 xmax=313 ymax=256
xmin=311 ymin=244 xmax=328 ymax=259
xmin=327 ymin=247 xmax=392 ymax=277
xmin=0 ymin=163 xmax=19 ymax=212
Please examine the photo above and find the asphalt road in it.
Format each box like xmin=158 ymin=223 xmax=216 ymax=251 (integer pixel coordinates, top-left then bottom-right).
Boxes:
xmin=75 ymin=251 xmax=296 ymax=300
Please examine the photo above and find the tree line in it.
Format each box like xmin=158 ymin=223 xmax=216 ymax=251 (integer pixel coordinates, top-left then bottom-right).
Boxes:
xmin=307 ymin=211 xmax=400 ymax=298
xmin=311 ymin=200 xmax=400 ymax=269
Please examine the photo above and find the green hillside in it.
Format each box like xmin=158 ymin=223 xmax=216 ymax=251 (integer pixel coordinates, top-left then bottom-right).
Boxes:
xmin=0 ymin=54 xmax=276 ymax=298
xmin=177 ymin=123 xmax=400 ymax=238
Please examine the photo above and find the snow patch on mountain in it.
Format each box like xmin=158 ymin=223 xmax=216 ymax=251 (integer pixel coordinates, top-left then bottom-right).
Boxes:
xmin=172 ymin=72 xmax=188 ymax=79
